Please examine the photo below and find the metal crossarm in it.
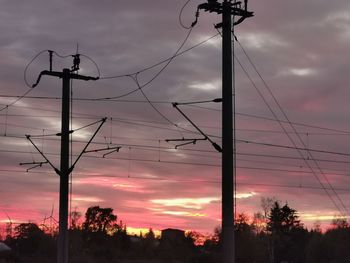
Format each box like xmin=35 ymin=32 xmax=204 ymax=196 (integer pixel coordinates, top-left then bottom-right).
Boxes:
xmin=172 ymin=102 xmax=222 ymax=152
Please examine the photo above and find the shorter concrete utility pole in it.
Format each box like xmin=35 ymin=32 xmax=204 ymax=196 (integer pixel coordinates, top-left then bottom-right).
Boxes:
xmin=30 ymin=53 xmax=101 ymax=263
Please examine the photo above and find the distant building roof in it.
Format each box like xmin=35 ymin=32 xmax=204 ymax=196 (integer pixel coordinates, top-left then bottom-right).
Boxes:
xmin=0 ymin=242 xmax=11 ymax=252
xmin=161 ymin=228 xmax=185 ymax=241
xmin=161 ymin=228 xmax=185 ymax=234
xmin=129 ymin=235 xmax=142 ymax=243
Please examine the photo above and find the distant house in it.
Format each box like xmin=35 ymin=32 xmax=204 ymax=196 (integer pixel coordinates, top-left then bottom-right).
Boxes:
xmin=159 ymin=229 xmax=193 ymax=261
xmin=161 ymin=228 xmax=185 ymax=242
xmin=160 ymin=228 xmax=187 ymax=250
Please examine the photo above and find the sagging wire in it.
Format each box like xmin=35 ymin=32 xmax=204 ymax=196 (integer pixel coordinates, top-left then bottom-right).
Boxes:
xmin=80 ymin=54 xmax=101 ymax=79
xmin=30 ymin=49 xmax=99 ymax=89
xmin=24 ymin=50 xmax=52 ymax=88
xmin=96 ymin=25 xmax=195 ymax=102
xmin=0 ymin=50 xmax=49 ymax=113
xmin=99 ymin=33 xmax=219 ymax=81
xmin=130 ymin=73 xmax=215 ymax=140
xmin=129 ymin=74 xmax=176 ymax=128
xmin=179 ymin=0 xmax=201 ymax=29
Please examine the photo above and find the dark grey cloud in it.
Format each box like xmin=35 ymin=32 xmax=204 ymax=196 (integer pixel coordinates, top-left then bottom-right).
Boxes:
xmin=0 ymin=0 xmax=350 ymax=233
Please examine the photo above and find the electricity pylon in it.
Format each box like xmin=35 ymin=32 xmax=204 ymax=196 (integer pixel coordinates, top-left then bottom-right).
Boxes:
xmin=197 ymin=1 xmax=253 ymax=262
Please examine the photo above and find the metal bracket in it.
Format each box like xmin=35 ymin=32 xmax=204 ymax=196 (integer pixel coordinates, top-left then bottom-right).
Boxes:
xmin=32 ymin=70 xmax=99 ymax=88
xmin=198 ymin=0 xmax=253 ymax=28
xmin=167 ymin=102 xmax=222 ymax=152
xmin=25 ymin=135 xmax=60 ymax=174
xmin=19 ymin=161 xmax=49 ymax=172
xmin=71 ymin=54 xmax=80 ymax=72
xmin=84 ymin=145 xmax=121 ymax=158
xmin=166 ymin=138 xmax=207 ymax=149
xmin=70 ymin=118 xmax=107 ymax=170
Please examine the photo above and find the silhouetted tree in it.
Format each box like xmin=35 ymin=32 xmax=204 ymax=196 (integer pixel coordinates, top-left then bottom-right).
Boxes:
xmin=112 ymin=221 xmax=130 ymax=257
xmin=10 ymin=223 xmax=55 ymax=261
xmin=252 ymin=212 xmax=265 ymax=234
xmin=305 ymin=229 xmax=329 ymax=263
xmin=331 ymin=217 xmax=349 ymax=229
xmin=7 ymin=201 xmax=350 ymax=263
xmin=145 ymin=227 xmax=155 ymax=240
xmin=70 ymin=209 xmax=82 ymax=230
xmin=267 ymin=202 xmax=306 ymax=263
xmin=83 ymin=206 xmax=117 ymax=234
xmin=324 ymin=219 xmax=350 ymax=262
xmin=261 ymin=197 xmax=277 ymax=227
xmin=267 ymin=202 xmax=301 ymax=234
xmin=79 ymin=206 xmax=119 ymax=262
xmin=140 ymin=228 xmax=158 ymax=258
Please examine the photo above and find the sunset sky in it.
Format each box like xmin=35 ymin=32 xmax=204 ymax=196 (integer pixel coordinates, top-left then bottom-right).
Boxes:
xmin=1 ymin=0 xmax=350 ymax=235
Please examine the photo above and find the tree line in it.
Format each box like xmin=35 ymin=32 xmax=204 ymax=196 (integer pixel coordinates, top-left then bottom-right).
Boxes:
xmin=1 ymin=199 xmax=350 ymax=263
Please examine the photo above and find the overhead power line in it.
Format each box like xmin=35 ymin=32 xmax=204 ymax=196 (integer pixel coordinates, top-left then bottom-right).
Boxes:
xmin=2 ymin=93 xmax=349 ymax=134
xmin=237 ymin=139 xmax=350 ymax=157
xmin=3 ymin=129 xmax=350 ymax=159
xmin=186 ymin=104 xmax=350 ymax=135
xmin=2 ymin=168 xmax=350 ymax=192
xmin=235 ymin=36 xmax=349 ymax=217
xmin=98 ymin=32 xmax=219 ymax=81
xmin=4 ymin=138 xmax=350 ymax=168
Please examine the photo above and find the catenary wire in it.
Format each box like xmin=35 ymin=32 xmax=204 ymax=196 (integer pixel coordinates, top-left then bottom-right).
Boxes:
xmin=80 ymin=54 xmax=101 ymax=79
xmin=236 ymin=36 xmax=349 ymax=216
xmin=3 ymin=141 xmax=350 ymax=167
xmin=237 ymin=37 xmax=350 ymax=215
xmin=230 ymin=30 xmax=347 ymax=216
xmin=3 ymin=95 xmax=350 ymax=136
xmin=4 ymin=128 xmax=350 ymax=158
xmin=2 ymin=168 xmax=350 ymax=192
xmin=4 ymin=138 xmax=350 ymax=177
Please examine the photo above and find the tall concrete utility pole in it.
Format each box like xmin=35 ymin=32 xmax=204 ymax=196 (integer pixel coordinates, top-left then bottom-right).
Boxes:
xmin=31 ymin=56 xmax=99 ymax=263
xmin=197 ymin=1 xmax=253 ymax=262
xmin=222 ymin=2 xmax=234 ymax=262
xmin=58 ymin=68 xmax=73 ymax=263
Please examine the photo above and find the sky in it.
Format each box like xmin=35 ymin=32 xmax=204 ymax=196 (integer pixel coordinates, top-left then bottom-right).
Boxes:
xmin=1 ymin=0 xmax=350 ymax=235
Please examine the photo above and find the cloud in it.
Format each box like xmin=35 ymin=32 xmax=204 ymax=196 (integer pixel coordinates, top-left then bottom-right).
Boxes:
xmin=160 ymin=211 xmax=207 ymax=217
xmin=239 ymin=32 xmax=289 ymax=51
xmin=72 ymin=195 xmax=104 ymax=203
xmin=150 ymin=197 xmax=219 ymax=210
xmin=280 ymin=68 xmax=318 ymax=77
xmin=0 ymin=0 xmax=350 ymax=234
xmin=188 ymin=80 xmax=221 ymax=91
